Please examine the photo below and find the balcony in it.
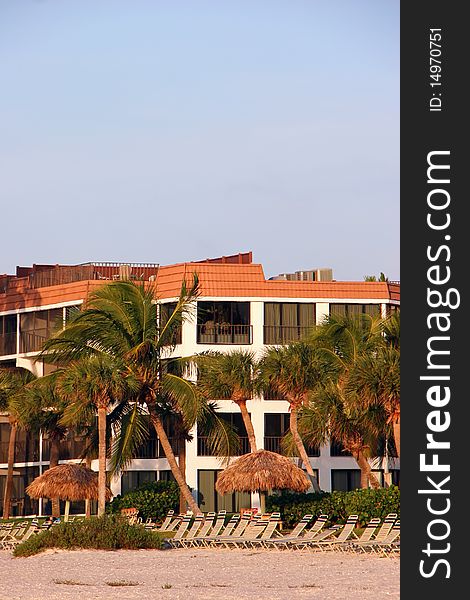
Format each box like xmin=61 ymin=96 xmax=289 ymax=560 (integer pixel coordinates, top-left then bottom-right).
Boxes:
xmin=42 ymin=438 xmax=87 ymax=462
xmin=264 ymin=436 xmax=320 ymax=457
xmin=133 ymin=438 xmax=179 ymax=459
xmin=197 ymin=324 xmax=252 ymax=345
xmin=263 ymin=326 xmax=312 ymax=345
xmin=0 ymin=332 xmax=16 ymax=356
xmin=28 ymin=263 xmax=160 ymax=289
xmin=19 ymin=331 xmax=47 ymax=354
xmin=0 ymin=441 xmax=40 ymax=463
xmin=197 ymin=436 xmax=250 ymax=456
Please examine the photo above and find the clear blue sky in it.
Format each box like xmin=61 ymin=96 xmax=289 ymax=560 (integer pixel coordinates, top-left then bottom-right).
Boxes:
xmin=0 ymin=0 xmax=399 ymax=281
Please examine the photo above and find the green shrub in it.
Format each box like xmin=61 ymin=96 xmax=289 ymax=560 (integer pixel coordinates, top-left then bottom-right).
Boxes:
xmin=267 ymin=486 xmax=400 ymax=528
xmin=107 ymin=480 xmax=179 ymax=521
xmin=343 ymin=486 xmax=401 ymax=526
xmin=13 ymin=515 xmax=163 ymax=557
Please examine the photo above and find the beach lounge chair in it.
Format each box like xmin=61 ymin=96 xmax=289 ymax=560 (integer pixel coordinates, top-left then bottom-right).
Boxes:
xmin=374 ymin=519 xmax=400 ymax=557
xmin=266 ymin=514 xmax=328 ymax=550
xmin=297 ymin=514 xmax=359 ymax=551
xmin=169 ymin=514 xmax=204 ymax=548
xmin=348 ymin=513 xmax=397 ymax=554
xmin=200 ymin=513 xmax=238 ymax=547
xmin=0 ymin=525 xmax=29 ymax=550
xmin=219 ymin=515 xmax=268 ymax=548
xmin=166 ymin=513 xmax=188 ymax=532
xmin=166 ymin=514 xmax=192 ymax=548
xmin=155 ymin=510 xmax=175 ymax=532
xmin=2 ymin=524 xmax=40 ymax=551
xmin=208 ymin=511 xmax=253 ymax=547
xmin=180 ymin=512 xmax=216 ymax=548
xmin=246 ymin=513 xmax=282 ymax=548
xmin=337 ymin=517 xmax=381 ymax=552
xmin=353 ymin=518 xmax=400 ymax=556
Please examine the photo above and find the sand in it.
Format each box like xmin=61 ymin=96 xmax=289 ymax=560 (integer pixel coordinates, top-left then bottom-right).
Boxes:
xmin=0 ymin=548 xmax=399 ymax=600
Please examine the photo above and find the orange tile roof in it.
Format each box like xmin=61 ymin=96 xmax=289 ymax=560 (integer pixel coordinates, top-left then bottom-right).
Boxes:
xmin=0 ymin=262 xmax=399 ymax=312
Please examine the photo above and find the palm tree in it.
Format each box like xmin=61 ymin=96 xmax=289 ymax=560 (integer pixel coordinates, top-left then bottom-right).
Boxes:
xmin=308 ymin=313 xmax=390 ymax=487
xmin=195 ymin=350 xmax=258 ymax=452
xmin=41 ymin=277 xmax=228 ymax=515
xmin=296 ymin=382 xmax=387 ymax=488
xmin=0 ymin=367 xmax=36 ymax=519
xmin=347 ymin=312 xmax=400 ymax=456
xmin=11 ymin=375 xmax=69 ymax=517
xmin=58 ymin=356 xmax=137 ymax=516
xmin=257 ymin=342 xmax=325 ymax=492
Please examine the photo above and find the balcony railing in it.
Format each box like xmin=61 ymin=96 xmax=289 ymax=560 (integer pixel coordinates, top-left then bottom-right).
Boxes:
xmin=263 ymin=325 xmax=312 ymax=345
xmin=29 ymin=263 xmax=160 ymax=289
xmin=0 ymin=441 xmax=40 ymax=463
xmin=19 ymin=332 xmax=47 ymax=354
xmin=42 ymin=439 xmax=87 ymax=462
xmin=0 ymin=332 xmax=16 ymax=356
xmin=264 ymin=436 xmax=320 ymax=457
xmin=133 ymin=438 xmax=179 ymax=459
xmin=197 ymin=436 xmax=250 ymax=456
xmin=197 ymin=324 xmax=252 ymax=345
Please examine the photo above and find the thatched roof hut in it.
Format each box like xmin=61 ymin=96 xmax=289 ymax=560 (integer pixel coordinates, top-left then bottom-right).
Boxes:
xmin=26 ymin=463 xmax=112 ymax=502
xmin=215 ymin=450 xmax=310 ymax=496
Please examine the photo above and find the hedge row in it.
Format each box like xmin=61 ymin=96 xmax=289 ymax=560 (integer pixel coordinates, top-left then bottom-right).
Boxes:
xmin=106 ymin=480 xmax=180 ymax=521
xmin=13 ymin=515 xmax=163 ymax=557
xmin=266 ymin=486 xmax=400 ymax=528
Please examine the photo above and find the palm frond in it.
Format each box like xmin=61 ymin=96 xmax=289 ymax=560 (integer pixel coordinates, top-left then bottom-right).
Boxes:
xmin=109 ymin=402 xmax=150 ymax=475
xmin=197 ymin=403 xmax=241 ymax=465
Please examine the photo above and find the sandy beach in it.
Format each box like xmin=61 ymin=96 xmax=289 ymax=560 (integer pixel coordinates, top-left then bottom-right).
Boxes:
xmin=0 ymin=547 xmax=399 ymax=600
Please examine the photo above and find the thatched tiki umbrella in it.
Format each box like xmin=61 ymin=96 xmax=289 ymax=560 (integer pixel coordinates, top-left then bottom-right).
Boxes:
xmin=215 ymin=449 xmax=310 ymax=513
xmin=26 ymin=464 xmax=112 ymax=521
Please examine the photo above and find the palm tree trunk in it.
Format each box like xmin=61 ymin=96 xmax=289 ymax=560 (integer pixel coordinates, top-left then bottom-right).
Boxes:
xmin=97 ymin=406 xmax=107 ymax=517
xmin=2 ymin=421 xmax=17 ymax=520
xmin=237 ymin=399 xmax=257 ymax=452
xmin=356 ymin=450 xmax=381 ymax=489
xmin=85 ymin=454 xmax=92 ymax=518
xmin=392 ymin=418 xmax=400 ymax=458
xmin=149 ymin=410 xmax=201 ymax=515
xmin=178 ymin=438 xmax=187 ymax=514
xmin=49 ymin=436 xmax=61 ymax=518
xmin=289 ymin=408 xmax=321 ymax=493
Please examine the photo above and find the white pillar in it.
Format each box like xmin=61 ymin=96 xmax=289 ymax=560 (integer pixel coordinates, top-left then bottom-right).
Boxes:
xmin=316 ymin=303 xmax=329 ymax=325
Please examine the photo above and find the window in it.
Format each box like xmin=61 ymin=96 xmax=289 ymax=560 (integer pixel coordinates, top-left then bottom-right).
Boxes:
xmin=329 ymin=304 xmax=381 ymax=318
xmin=197 ymin=301 xmax=251 ymax=344
xmin=121 ymin=471 xmax=158 ymax=495
xmin=331 ymin=469 xmax=361 ymax=491
xmin=0 ymin=421 xmax=39 ymax=463
xmin=197 ymin=469 xmax=250 ymax=513
xmin=376 ymin=435 xmax=398 ymax=458
xmin=65 ymin=304 xmax=81 ymax=323
xmin=20 ymin=308 xmax=63 ymax=353
xmin=160 ymin=302 xmax=182 ymax=345
xmin=371 ymin=469 xmax=400 ymax=488
xmin=0 ymin=314 xmax=16 ymax=356
xmin=158 ymin=471 xmax=175 ymax=482
xmin=132 ymin=416 xmax=179 ymax=459
xmin=264 ymin=414 xmax=319 ymax=456
xmin=41 ymin=430 xmax=86 ymax=461
xmin=329 ymin=440 xmax=352 ymax=457
xmin=264 ymin=303 xmax=315 ymax=344
xmin=0 ymin=466 xmax=39 ymax=516
xmin=197 ymin=412 xmax=250 ymax=456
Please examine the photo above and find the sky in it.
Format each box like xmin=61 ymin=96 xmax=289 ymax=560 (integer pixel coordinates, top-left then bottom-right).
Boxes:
xmin=0 ymin=0 xmax=399 ymax=281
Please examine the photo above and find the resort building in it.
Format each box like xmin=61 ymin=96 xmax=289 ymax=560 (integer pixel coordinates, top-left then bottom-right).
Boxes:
xmin=0 ymin=252 xmax=400 ymax=516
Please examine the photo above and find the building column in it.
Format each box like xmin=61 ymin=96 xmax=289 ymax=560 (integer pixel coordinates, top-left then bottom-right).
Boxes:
xmin=316 ymin=302 xmax=329 ymax=325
